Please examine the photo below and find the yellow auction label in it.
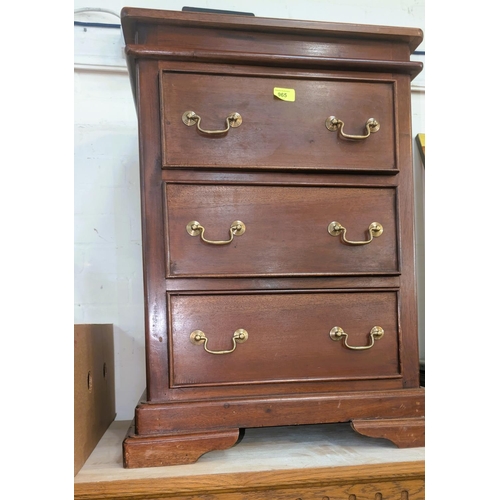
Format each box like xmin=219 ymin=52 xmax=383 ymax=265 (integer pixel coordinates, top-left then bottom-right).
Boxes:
xmin=273 ymin=87 xmax=295 ymax=102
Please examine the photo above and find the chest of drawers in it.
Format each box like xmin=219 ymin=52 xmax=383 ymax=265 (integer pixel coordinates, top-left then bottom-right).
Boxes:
xmin=120 ymin=7 xmax=424 ymax=468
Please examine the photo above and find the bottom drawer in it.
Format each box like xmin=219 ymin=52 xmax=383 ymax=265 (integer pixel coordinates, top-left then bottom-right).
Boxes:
xmin=169 ymin=291 xmax=400 ymax=388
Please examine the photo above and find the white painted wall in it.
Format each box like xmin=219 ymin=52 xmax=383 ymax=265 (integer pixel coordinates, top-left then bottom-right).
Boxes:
xmin=74 ymin=0 xmax=425 ymax=419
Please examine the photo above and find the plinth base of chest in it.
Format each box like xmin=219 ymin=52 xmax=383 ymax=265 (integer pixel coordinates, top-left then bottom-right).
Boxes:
xmin=123 ymin=424 xmax=243 ymax=468
xmin=123 ymin=388 xmax=424 ymax=468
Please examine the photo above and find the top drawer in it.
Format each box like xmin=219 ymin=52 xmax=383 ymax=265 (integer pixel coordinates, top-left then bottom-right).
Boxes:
xmin=160 ymin=71 xmax=396 ymax=172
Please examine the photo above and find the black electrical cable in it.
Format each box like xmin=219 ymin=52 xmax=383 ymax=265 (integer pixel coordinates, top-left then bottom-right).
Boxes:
xmin=74 ymin=21 xmax=120 ymax=29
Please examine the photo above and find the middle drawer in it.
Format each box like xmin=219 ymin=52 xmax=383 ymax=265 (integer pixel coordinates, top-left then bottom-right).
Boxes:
xmin=164 ymin=183 xmax=399 ymax=277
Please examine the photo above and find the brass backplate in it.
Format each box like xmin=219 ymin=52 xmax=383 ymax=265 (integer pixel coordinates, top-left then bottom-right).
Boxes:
xmin=327 ymin=221 xmax=343 ymax=236
xmin=186 ymin=221 xmax=202 ymax=236
xmin=234 ymin=328 xmax=249 ymax=343
xmin=231 ymin=220 xmax=246 ymax=235
xmin=369 ymin=222 xmax=383 ymax=237
xmin=367 ymin=118 xmax=381 ymax=133
xmin=329 ymin=326 xmax=344 ymax=340
xmin=182 ymin=111 xmax=198 ymax=126
xmin=325 ymin=116 xmax=340 ymax=131
xmin=371 ymin=326 xmax=385 ymax=340
xmin=190 ymin=330 xmax=206 ymax=345
xmin=228 ymin=112 xmax=243 ymax=128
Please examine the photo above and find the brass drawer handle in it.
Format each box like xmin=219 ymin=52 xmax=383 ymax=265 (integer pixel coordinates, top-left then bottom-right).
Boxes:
xmin=186 ymin=220 xmax=246 ymax=245
xmin=190 ymin=329 xmax=249 ymax=355
xmin=329 ymin=326 xmax=384 ymax=350
xmin=325 ymin=116 xmax=380 ymax=140
xmin=182 ymin=110 xmax=242 ymax=135
xmin=328 ymin=221 xmax=383 ymax=246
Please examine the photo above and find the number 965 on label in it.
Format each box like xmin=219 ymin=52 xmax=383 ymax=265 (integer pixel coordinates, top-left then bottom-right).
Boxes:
xmin=273 ymin=87 xmax=295 ymax=102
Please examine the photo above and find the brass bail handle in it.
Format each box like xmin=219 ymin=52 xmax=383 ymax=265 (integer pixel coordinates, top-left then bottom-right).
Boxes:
xmin=182 ymin=110 xmax=242 ymax=135
xmin=328 ymin=221 xmax=383 ymax=246
xmin=329 ymin=326 xmax=384 ymax=350
xmin=190 ymin=329 xmax=249 ymax=355
xmin=186 ymin=220 xmax=246 ymax=245
xmin=325 ymin=116 xmax=380 ymax=140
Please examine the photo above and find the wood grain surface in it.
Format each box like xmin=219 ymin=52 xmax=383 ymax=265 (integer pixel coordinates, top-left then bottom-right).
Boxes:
xmin=165 ymin=184 xmax=399 ymax=277
xmin=352 ymin=417 xmax=425 ymax=447
xmin=169 ymin=291 xmax=400 ymax=386
xmin=161 ymin=71 xmax=396 ymax=170
xmin=135 ymin=389 xmax=424 ymax=436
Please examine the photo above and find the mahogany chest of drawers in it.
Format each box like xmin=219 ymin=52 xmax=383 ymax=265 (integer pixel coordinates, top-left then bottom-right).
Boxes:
xmin=120 ymin=7 xmax=425 ymax=468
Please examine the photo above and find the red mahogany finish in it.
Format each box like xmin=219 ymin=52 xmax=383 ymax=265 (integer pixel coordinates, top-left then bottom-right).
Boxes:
xmin=121 ymin=7 xmax=424 ymax=467
xmin=160 ymin=72 xmax=397 ymax=170
xmin=165 ymin=184 xmax=399 ymax=277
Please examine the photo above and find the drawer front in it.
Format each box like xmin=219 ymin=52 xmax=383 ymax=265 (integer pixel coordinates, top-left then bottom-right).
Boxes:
xmin=161 ymin=71 xmax=396 ymax=171
xmin=169 ymin=291 xmax=400 ymax=387
xmin=165 ymin=184 xmax=399 ymax=277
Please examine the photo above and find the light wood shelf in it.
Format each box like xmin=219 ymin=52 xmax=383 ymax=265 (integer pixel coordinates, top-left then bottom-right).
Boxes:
xmin=75 ymin=420 xmax=424 ymax=499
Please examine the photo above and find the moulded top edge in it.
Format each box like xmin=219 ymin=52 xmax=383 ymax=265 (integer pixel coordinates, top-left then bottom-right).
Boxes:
xmin=120 ymin=7 xmax=424 ymax=53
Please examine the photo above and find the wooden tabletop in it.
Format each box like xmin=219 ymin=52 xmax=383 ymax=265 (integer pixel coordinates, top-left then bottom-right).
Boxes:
xmin=75 ymin=421 xmax=424 ymax=499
